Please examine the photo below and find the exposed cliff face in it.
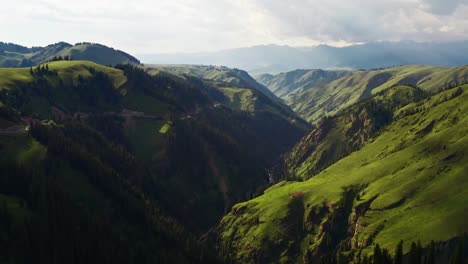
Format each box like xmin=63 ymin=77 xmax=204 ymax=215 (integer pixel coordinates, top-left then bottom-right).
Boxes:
xmin=218 ymin=186 xmax=376 ymax=264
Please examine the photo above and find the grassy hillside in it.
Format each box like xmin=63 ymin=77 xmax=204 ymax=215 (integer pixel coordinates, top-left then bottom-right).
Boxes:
xmin=282 ymin=85 xmax=427 ymax=181
xmin=144 ymin=65 xmax=310 ymax=135
xmin=254 ymin=69 xmax=349 ymax=98
xmin=0 ymin=61 xmax=128 ymax=118
xmin=0 ymin=60 xmax=309 ymax=263
xmin=0 ymin=63 xmax=218 ymax=263
xmin=218 ymin=85 xmax=468 ymax=263
xmin=0 ymin=42 xmax=72 ymax=67
xmin=146 ymin=65 xmax=311 ymax=131
xmin=0 ymin=61 xmax=127 ymax=89
xmin=260 ymin=65 xmax=468 ymax=123
xmin=148 ymin=64 xmax=282 ymax=103
xmin=54 ymin=43 xmax=140 ymax=66
xmin=0 ymin=42 xmax=140 ymax=67
xmin=135 ymin=65 xmax=310 ymax=230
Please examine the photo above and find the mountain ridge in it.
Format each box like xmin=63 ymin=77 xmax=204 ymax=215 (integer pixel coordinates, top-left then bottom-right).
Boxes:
xmin=217 ymin=84 xmax=468 ymax=263
xmin=140 ymin=41 xmax=468 ymax=74
xmin=0 ymin=60 xmax=308 ymax=236
xmin=256 ymin=65 xmax=468 ymax=123
xmin=1 ymin=40 xmax=467 ymax=263
xmin=0 ymin=41 xmax=140 ymax=67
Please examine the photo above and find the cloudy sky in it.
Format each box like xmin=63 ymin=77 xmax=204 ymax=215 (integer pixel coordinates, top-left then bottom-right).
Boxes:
xmin=1 ymin=0 xmax=468 ymax=54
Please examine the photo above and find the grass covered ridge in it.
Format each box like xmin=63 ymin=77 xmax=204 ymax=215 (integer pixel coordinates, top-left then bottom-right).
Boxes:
xmin=0 ymin=61 xmax=127 ymax=90
xmin=257 ymin=65 xmax=468 ymax=123
xmin=218 ymin=85 xmax=468 ymax=263
xmin=0 ymin=42 xmax=140 ymax=68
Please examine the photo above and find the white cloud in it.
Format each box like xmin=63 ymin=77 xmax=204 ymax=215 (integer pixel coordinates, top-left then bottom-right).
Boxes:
xmin=1 ymin=0 xmax=467 ymax=54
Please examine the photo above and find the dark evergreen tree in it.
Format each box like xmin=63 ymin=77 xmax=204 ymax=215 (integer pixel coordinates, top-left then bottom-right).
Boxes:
xmin=337 ymin=252 xmax=347 ymax=264
xmin=394 ymin=240 xmax=403 ymax=264
xmin=409 ymin=241 xmax=422 ymax=264
xmin=424 ymin=241 xmax=435 ymax=264
xmin=362 ymin=255 xmax=370 ymax=264
xmin=381 ymin=248 xmax=393 ymax=264
xmin=449 ymin=239 xmax=463 ymax=264
xmin=355 ymin=251 xmax=362 ymax=264
xmin=320 ymin=252 xmax=337 ymax=264
xmin=373 ymin=244 xmax=382 ymax=264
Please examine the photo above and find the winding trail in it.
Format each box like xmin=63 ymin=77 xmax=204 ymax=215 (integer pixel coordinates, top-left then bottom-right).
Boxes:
xmin=0 ymin=103 xmax=221 ymax=136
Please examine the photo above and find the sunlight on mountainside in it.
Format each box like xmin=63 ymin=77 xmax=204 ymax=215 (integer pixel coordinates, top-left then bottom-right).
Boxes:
xmin=1 ymin=0 xmax=468 ymax=263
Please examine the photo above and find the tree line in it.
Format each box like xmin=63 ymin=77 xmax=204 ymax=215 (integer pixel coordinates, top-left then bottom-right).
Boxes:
xmin=319 ymin=238 xmax=466 ymax=264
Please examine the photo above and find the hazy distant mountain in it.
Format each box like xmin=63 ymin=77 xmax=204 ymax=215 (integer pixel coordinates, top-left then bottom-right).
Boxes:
xmin=140 ymin=41 xmax=468 ymax=74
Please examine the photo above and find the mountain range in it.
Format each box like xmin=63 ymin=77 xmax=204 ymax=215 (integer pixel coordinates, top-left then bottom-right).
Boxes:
xmin=218 ymin=83 xmax=468 ymax=263
xmin=0 ymin=41 xmax=467 ymax=264
xmin=140 ymin=41 xmax=468 ymax=74
xmin=255 ymin=65 xmax=468 ymax=123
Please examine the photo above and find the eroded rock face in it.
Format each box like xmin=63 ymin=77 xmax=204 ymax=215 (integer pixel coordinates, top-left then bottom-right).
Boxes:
xmin=282 ymin=103 xmax=392 ymax=181
xmin=281 ymin=86 xmax=427 ymax=182
xmin=218 ymin=186 xmax=378 ymax=264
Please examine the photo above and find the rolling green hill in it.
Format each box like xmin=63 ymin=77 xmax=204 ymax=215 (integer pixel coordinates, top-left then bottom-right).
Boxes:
xmin=0 ymin=60 xmax=309 ymax=263
xmin=258 ymin=65 xmax=468 ymax=123
xmin=217 ymin=84 xmax=468 ymax=263
xmin=144 ymin=65 xmax=310 ymax=132
xmin=148 ymin=64 xmax=283 ymax=103
xmin=55 ymin=43 xmax=141 ymax=66
xmin=144 ymin=65 xmax=310 ymax=133
xmin=0 ymin=60 xmax=127 ymax=90
xmin=0 ymin=42 xmax=140 ymax=67
xmin=254 ymin=69 xmax=349 ymax=98
xmin=0 ymin=42 xmax=72 ymax=67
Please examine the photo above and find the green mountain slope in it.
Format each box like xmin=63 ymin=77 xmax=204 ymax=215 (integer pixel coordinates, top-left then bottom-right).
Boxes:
xmin=282 ymin=85 xmax=427 ymax=181
xmin=217 ymin=85 xmax=468 ymax=263
xmin=149 ymin=65 xmax=283 ymax=104
xmin=145 ymin=65 xmax=310 ymax=132
xmin=0 ymin=60 xmax=309 ymax=264
xmin=0 ymin=123 xmax=221 ymax=264
xmin=55 ymin=43 xmax=141 ymax=66
xmin=259 ymin=65 xmax=468 ymax=123
xmin=254 ymin=69 xmax=349 ymax=98
xmin=0 ymin=60 xmax=127 ymax=90
xmin=125 ymin=67 xmax=309 ymax=232
xmin=0 ymin=62 xmax=221 ymax=263
xmin=0 ymin=42 xmax=71 ymax=67
xmin=0 ymin=42 xmax=140 ymax=67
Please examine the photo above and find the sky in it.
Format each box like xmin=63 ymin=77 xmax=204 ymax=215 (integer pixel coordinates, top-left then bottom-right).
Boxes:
xmin=1 ymin=0 xmax=468 ymax=54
